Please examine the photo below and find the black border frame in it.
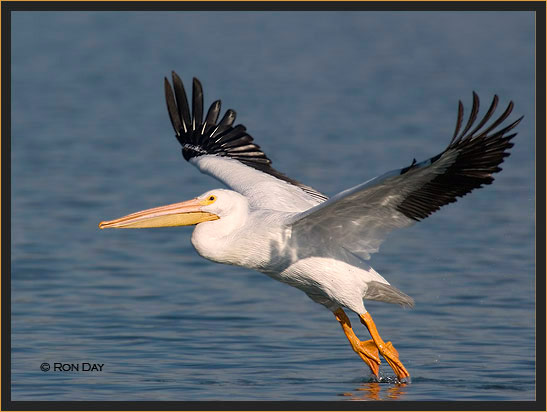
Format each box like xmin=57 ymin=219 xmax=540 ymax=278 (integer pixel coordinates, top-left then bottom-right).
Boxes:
xmin=2 ymin=1 xmax=545 ymax=411
xmin=1 ymin=1 xmax=546 ymax=11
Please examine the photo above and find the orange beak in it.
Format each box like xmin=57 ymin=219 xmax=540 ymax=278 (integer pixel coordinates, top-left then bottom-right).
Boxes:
xmin=99 ymin=198 xmax=219 ymax=229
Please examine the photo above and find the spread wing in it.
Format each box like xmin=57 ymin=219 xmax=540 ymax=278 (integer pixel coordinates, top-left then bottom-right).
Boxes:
xmin=289 ymin=93 xmax=522 ymax=260
xmin=164 ymin=71 xmax=327 ymax=212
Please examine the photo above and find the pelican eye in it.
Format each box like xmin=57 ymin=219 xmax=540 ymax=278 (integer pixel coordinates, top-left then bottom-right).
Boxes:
xmin=202 ymin=194 xmax=217 ymax=205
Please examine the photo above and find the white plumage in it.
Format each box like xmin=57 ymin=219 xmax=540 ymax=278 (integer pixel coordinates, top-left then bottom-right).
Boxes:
xmin=99 ymin=72 xmax=522 ymax=381
xmin=188 ymin=189 xmax=395 ymax=313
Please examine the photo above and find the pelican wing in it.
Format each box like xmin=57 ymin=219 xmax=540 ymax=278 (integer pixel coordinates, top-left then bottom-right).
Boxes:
xmin=164 ymin=72 xmax=327 ymax=211
xmin=290 ymin=93 xmax=522 ymax=260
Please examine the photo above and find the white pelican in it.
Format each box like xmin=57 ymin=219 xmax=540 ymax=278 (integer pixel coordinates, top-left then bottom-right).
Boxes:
xmin=100 ymin=72 xmax=522 ymax=381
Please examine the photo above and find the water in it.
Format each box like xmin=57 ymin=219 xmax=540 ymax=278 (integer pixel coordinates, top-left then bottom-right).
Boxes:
xmin=10 ymin=11 xmax=535 ymax=401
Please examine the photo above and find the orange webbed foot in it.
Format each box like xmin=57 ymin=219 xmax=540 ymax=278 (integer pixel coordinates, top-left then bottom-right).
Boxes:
xmin=377 ymin=341 xmax=409 ymax=380
xmin=355 ymin=339 xmax=381 ymax=378
xmin=359 ymin=313 xmax=410 ymax=381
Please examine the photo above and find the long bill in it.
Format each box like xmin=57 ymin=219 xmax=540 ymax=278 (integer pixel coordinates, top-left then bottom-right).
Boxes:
xmin=98 ymin=198 xmax=219 ymax=229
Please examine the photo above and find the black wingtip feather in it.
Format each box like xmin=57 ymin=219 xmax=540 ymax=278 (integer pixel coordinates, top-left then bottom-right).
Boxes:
xmin=192 ymin=77 xmax=204 ymax=131
xmin=397 ymin=93 xmax=521 ymax=221
xmin=164 ymin=77 xmax=183 ymax=136
xmin=458 ymin=92 xmax=480 ymax=140
xmin=450 ymin=101 xmax=465 ymax=145
xmin=466 ymin=95 xmax=499 ymax=138
xmin=171 ymin=72 xmax=191 ymax=133
xmin=204 ymin=100 xmax=221 ymax=130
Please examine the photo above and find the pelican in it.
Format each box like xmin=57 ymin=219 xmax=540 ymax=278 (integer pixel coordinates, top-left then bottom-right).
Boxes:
xmin=99 ymin=72 xmax=522 ymax=381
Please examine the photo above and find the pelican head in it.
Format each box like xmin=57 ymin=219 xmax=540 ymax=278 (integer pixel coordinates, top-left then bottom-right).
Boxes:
xmin=99 ymin=189 xmax=251 ymax=264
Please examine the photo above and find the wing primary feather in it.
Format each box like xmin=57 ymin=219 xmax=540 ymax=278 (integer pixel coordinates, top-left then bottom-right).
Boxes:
xmin=164 ymin=77 xmax=183 ymax=136
xmin=211 ymin=109 xmax=237 ymax=137
xmin=457 ymin=91 xmax=480 ymax=141
xmin=214 ymin=124 xmax=247 ymax=144
xmin=226 ymin=145 xmax=260 ymax=153
xmin=171 ymin=71 xmax=191 ymax=133
xmin=450 ymin=100 xmax=464 ymax=145
xmin=486 ymin=116 xmax=523 ymax=140
xmin=476 ymin=101 xmax=514 ymax=138
xmin=202 ymin=100 xmax=221 ymax=135
xmin=192 ymin=77 xmax=204 ymax=132
xmin=240 ymin=158 xmax=271 ymax=164
xmin=229 ymin=150 xmax=267 ymax=157
xmin=221 ymin=136 xmax=253 ymax=149
xmin=466 ymin=94 xmax=499 ymax=138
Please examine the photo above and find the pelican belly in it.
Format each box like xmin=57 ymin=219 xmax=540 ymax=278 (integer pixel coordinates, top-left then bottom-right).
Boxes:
xmin=265 ymin=256 xmax=387 ymax=313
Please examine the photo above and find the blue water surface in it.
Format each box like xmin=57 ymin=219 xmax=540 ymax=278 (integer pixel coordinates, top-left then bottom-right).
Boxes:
xmin=11 ymin=11 xmax=535 ymax=401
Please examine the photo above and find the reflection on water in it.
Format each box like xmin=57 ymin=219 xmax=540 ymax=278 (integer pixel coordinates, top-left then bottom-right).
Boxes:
xmin=340 ymin=382 xmax=408 ymax=401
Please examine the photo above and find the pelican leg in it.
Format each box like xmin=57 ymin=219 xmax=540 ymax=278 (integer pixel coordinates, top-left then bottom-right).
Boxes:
xmin=359 ymin=312 xmax=410 ymax=380
xmin=334 ymin=308 xmax=381 ymax=378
